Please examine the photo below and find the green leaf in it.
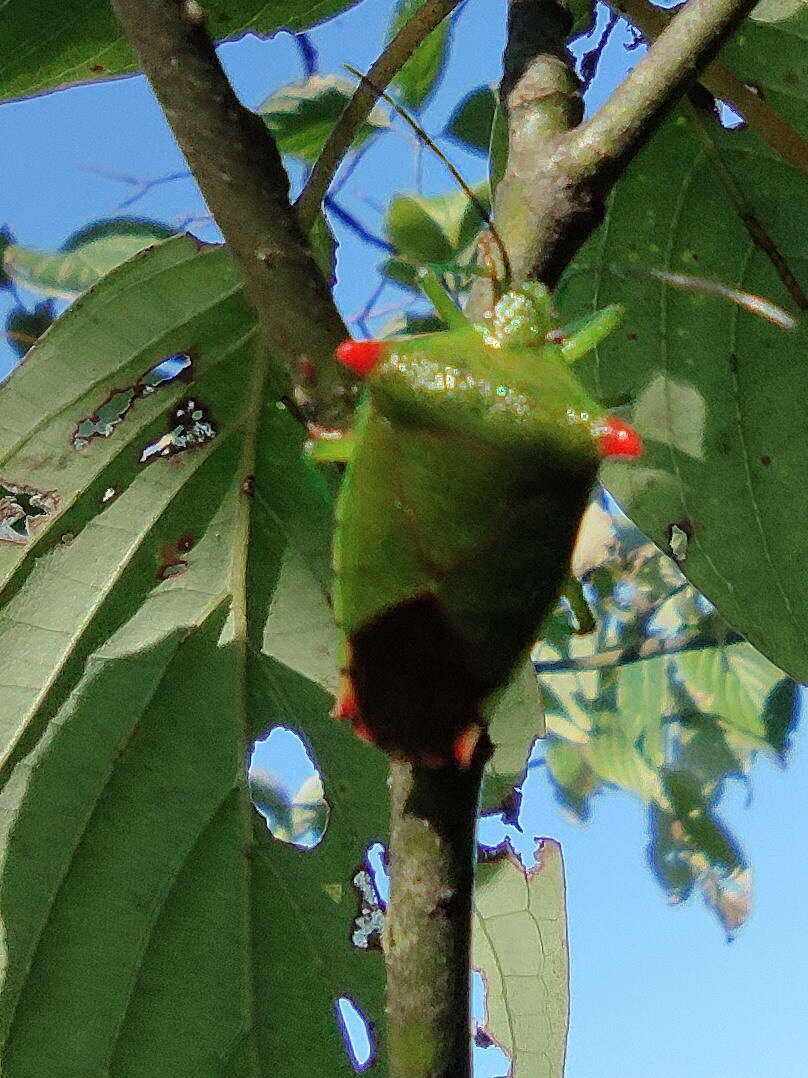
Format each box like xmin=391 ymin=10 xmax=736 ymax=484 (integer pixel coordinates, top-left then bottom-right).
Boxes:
xmin=0 ymin=235 xmax=390 ymax=1074
xmin=537 ymin=514 xmax=795 ymax=929
xmin=483 ymin=658 xmax=545 ymax=810
xmin=386 ymin=194 xmax=456 ymax=265
xmin=473 ymin=841 xmax=569 ymax=1078
xmin=567 ymin=0 xmax=598 ymax=35
xmin=0 ymin=0 xmax=363 ymax=103
xmin=384 ymin=187 xmax=491 ymax=276
xmin=5 ymin=302 xmax=55 ymax=358
xmin=673 ymin=644 xmax=791 ymax=751
xmin=544 ymin=739 xmax=600 ymax=819
xmin=761 ymin=677 xmax=800 ymax=760
xmin=560 ymin=5 xmax=808 ymax=681
xmin=258 ymin=75 xmax=388 ymax=164
xmin=664 ymin=770 xmax=743 ymax=872
xmin=2 ymin=218 xmax=174 ymax=299
xmin=446 ymin=85 xmax=497 ymax=154
xmin=388 ymin=0 xmax=451 ymax=109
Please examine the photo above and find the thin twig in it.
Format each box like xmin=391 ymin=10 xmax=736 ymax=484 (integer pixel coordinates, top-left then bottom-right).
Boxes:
xmin=342 ymin=64 xmax=512 ymax=285
xmin=296 ymin=0 xmax=463 ymax=230
xmin=295 ymin=33 xmax=318 ymax=77
xmin=79 ymin=163 xmax=191 ymax=208
xmin=579 ymin=8 xmax=619 ymax=92
xmin=534 ymin=625 xmax=745 ymax=675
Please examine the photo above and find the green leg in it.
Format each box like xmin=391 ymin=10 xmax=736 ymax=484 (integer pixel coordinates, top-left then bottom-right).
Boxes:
xmin=417 ymin=267 xmax=471 ymax=331
xmin=306 ymin=431 xmax=355 ymax=463
xmin=557 ymin=304 xmax=623 ymax=364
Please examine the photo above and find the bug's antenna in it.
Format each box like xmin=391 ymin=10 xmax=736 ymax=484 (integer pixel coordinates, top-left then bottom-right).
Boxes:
xmin=344 ymin=64 xmax=512 ymax=289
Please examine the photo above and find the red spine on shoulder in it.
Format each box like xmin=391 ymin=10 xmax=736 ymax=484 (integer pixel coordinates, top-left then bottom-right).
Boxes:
xmin=597 ymin=417 xmax=643 ymax=459
xmin=332 ymin=673 xmax=359 ymax=721
xmin=336 ymin=339 xmax=383 ymax=377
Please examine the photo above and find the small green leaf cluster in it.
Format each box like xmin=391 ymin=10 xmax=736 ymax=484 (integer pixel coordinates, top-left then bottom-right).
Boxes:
xmin=538 ymin=503 xmax=798 ymax=933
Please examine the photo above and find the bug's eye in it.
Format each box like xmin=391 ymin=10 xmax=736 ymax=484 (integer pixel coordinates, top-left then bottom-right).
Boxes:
xmin=596 ymin=417 xmax=643 ymax=459
xmin=336 ymin=340 xmax=383 ymax=377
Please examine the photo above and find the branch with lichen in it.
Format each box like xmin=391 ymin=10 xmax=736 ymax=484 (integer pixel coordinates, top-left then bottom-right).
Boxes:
xmin=111 ymin=0 xmax=355 ymax=427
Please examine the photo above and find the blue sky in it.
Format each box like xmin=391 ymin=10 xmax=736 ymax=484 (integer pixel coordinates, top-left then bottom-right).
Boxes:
xmin=2 ymin=1 xmax=807 ymax=1075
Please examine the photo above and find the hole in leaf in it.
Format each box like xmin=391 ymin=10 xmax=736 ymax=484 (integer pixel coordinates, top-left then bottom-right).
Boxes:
xmin=351 ymin=864 xmax=384 ymax=951
xmin=365 ymin=841 xmax=389 ymax=905
xmin=139 ymin=398 xmax=217 ymax=463
xmin=248 ymin=726 xmax=328 ymax=848
xmin=0 ymin=479 xmax=59 ymax=544
xmin=716 ymin=98 xmax=745 ymax=129
xmin=471 ymin=971 xmax=511 ymax=1076
xmin=100 ymin=486 xmax=118 ymax=505
xmin=73 ymin=351 xmax=194 ymax=449
xmin=155 ymin=533 xmax=195 ymax=581
xmin=334 ymin=997 xmax=375 ymax=1073
xmin=142 ymin=352 xmax=193 ymax=390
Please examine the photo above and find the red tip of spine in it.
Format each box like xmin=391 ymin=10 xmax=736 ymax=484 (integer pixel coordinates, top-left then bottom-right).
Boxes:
xmin=336 ymin=339 xmax=383 ymax=377
xmin=351 ymin=719 xmax=376 ymax=745
xmin=598 ymin=417 xmax=643 ymax=460
xmin=452 ymin=724 xmax=483 ymax=769
xmin=332 ymin=674 xmax=359 ymax=721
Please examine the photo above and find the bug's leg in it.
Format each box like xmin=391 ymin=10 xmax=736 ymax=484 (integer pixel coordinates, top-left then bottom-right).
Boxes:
xmin=306 ymin=430 xmax=356 ymax=463
xmin=551 ymin=304 xmax=623 ymax=364
xmin=417 ymin=267 xmax=472 ymax=330
xmin=559 ymin=574 xmax=596 ymax=634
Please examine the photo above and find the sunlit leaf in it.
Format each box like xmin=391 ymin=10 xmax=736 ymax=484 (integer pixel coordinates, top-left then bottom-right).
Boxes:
xmin=561 ymin=4 xmax=808 ymax=680
xmin=258 ymin=75 xmax=388 ymax=164
xmin=2 ymin=218 xmax=174 ymax=299
xmin=0 ymin=235 xmax=390 ymax=1074
xmin=474 ymin=841 xmax=569 ymax=1078
xmin=0 ymin=0 xmax=363 ymax=103
xmin=388 ymin=0 xmax=451 ymax=109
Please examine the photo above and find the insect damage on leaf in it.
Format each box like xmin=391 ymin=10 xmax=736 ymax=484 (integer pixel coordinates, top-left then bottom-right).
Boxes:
xmin=139 ymin=397 xmax=217 ymax=463
xmin=326 ymin=281 xmax=642 ymax=768
xmin=72 ymin=351 xmax=194 ymax=450
xmin=0 ymin=479 xmax=59 ymax=544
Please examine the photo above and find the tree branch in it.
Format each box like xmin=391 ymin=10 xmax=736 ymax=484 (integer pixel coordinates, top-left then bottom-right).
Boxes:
xmin=296 ymin=0 xmax=463 ymax=231
xmin=467 ymin=0 xmax=584 ymax=314
xmin=567 ymin=0 xmax=757 ymax=177
xmin=471 ymin=0 xmax=758 ymax=304
xmin=111 ymin=0 xmax=355 ymax=427
xmin=614 ymin=0 xmax=808 ymax=183
xmin=534 ymin=625 xmax=745 ymax=675
xmin=385 ymin=752 xmax=486 ymax=1078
